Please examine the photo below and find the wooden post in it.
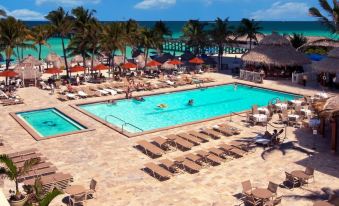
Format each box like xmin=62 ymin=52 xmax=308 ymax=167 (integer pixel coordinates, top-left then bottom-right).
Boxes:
xmin=330 ymin=118 xmax=337 ymax=153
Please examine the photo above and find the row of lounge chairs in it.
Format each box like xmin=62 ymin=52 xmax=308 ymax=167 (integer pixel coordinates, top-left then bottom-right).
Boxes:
xmin=0 ymin=90 xmax=24 ymax=106
xmin=135 ymin=124 xmax=242 ymax=158
xmin=6 ymin=148 xmax=73 ymax=193
xmin=143 ymin=141 xmax=248 ymax=181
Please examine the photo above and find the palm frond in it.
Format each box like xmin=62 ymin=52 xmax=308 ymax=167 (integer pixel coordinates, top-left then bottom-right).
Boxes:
xmin=0 ymin=154 xmax=17 ymax=180
xmin=319 ymin=0 xmax=335 ymax=15
xmin=38 ymin=188 xmax=63 ymax=206
xmin=19 ymin=158 xmax=39 ymax=176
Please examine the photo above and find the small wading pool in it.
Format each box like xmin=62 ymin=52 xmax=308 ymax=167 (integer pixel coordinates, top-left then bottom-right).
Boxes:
xmin=12 ymin=108 xmax=90 ymax=140
xmin=77 ymin=84 xmax=302 ymax=136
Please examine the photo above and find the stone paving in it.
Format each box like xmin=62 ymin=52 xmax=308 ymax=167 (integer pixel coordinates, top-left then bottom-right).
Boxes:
xmin=0 ymin=73 xmax=339 ymax=206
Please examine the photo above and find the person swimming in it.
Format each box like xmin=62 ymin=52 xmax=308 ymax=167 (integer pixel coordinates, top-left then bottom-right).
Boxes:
xmin=135 ymin=96 xmax=145 ymax=102
xmin=188 ymin=99 xmax=194 ymax=106
xmin=158 ymin=104 xmax=167 ymax=108
xmin=233 ymin=83 xmax=237 ymax=91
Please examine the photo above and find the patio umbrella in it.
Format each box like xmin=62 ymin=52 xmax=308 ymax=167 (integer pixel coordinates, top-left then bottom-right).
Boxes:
xmin=70 ymin=66 xmax=86 ymax=73
xmin=168 ymin=59 xmax=183 ymax=65
xmin=122 ymin=62 xmax=137 ymax=70
xmin=44 ymin=68 xmax=63 ymax=74
xmin=0 ymin=70 xmax=18 ymax=77
xmin=189 ymin=57 xmax=204 ymax=64
xmin=146 ymin=60 xmax=162 ymax=67
xmin=92 ymin=64 xmax=108 ymax=71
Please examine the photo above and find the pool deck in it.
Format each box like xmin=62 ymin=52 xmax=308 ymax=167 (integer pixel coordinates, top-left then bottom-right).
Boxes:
xmin=1 ymin=73 xmax=339 ymax=206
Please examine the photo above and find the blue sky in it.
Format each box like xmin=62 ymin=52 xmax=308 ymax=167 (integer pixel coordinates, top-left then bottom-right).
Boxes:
xmin=0 ymin=0 xmax=326 ymax=21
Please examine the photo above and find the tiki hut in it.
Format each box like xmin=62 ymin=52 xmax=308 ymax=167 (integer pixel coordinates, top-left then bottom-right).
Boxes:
xmin=241 ymin=32 xmax=311 ymax=77
xmin=14 ymin=65 xmax=42 ymax=87
xmin=20 ymin=55 xmax=43 ymax=67
xmin=313 ymin=48 xmax=339 ymax=73
xmin=298 ymin=38 xmax=339 ymax=52
xmin=45 ymin=52 xmax=61 ymax=63
xmin=71 ymin=55 xmax=84 ymax=64
xmin=113 ymin=56 xmax=126 ymax=66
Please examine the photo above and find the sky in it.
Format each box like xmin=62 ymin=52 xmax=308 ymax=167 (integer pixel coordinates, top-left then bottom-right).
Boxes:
xmin=0 ymin=0 xmax=328 ymax=21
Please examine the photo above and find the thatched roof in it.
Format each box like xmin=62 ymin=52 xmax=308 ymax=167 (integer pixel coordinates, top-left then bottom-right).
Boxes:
xmin=14 ymin=66 xmax=42 ymax=80
xmin=298 ymin=38 xmax=339 ymax=51
xmin=161 ymin=61 xmax=176 ymax=70
xmin=313 ymin=47 xmax=339 ymax=73
xmin=46 ymin=53 xmax=61 ymax=63
xmin=71 ymin=55 xmax=83 ymax=63
xmin=113 ymin=56 xmax=125 ymax=65
xmin=135 ymin=54 xmax=146 ymax=68
xmin=242 ymin=32 xmax=311 ymax=67
xmin=20 ymin=55 xmax=43 ymax=66
xmin=319 ymin=96 xmax=339 ymax=118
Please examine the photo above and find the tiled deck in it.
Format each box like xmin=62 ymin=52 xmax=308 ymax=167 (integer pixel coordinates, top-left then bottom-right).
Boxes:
xmin=1 ymin=73 xmax=339 ymax=206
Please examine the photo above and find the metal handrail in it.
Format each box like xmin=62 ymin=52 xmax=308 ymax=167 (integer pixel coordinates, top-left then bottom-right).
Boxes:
xmin=105 ymin=115 xmax=125 ymax=124
xmin=122 ymin=123 xmax=143 ymax=133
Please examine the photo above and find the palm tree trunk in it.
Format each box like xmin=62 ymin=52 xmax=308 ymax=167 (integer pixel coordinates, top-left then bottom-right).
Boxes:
xmin=249 ymin=38 xmax=252 ymax=50
xmin=38 ymin=44 xmax=42 ymax=72
xmin=61 ymin=37 xmax=69 ymax=77
xmin=144 ymin=47 xmax=149 ymax=70
xmin=218 ymin=45 xmax=223 ymax=71
xmin=16 ymin=47 xmax=20 ymax=62
xmin=82 ymin=52 xmax=86 ymax=75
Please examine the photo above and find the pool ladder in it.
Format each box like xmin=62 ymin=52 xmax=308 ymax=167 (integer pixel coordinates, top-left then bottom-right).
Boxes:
xmin=105 ymin=115 xmax=143 ymax=133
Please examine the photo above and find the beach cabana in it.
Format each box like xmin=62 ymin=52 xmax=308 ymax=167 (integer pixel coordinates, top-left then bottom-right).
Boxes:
xmin=14 ymin=65 xmax=42 ymax=87
xmin=313 ymin=48 xmax=339 ymax=87
xmin=20 ymin=55 xmax=43 ymax=67
xmin=241 ymin=32 xmax=311 ymax=78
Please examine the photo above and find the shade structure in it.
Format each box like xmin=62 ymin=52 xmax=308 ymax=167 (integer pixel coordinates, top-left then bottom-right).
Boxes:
xmin=71 ymin=55 xmax=84 ymax=63
xmin=20 ymin=55 xmax=43 ymax=66
xmin=113 ymin=56 xmax=125 ymax=66
xmin=313 ymin=48 xmax=339 ymax=73
xmin=45 ymin=68 xmax=63 ymax=74
xmin=162 ymin=61 xmax=176 ymax=70
xmin=298 ymin=38 xmax=339 ymax=52
xmin=168 ymin=59 xmax=183 ymax=65
xmin=92 ymin=64 xmax=109 ymax=71
xmin=14 ymin=66 xmax=42 ymax=80
xmin=0 ymin=70 xmax=18 ymax=77
xmin=146 ymin=60 xmax=162 ymax=67
xmin=122 ymin=62 xmax=137 ymax=69
xmin=242 ymin=32 xmax=311 ymax=67
xmin=189 ymin=57 xmax=204 ymax=64
xmin=46 ymin=52 xmax=61 ymax=63
xmin=319 ymin=96 xmax=339 ymax=118
xmin=70 ymin=66 xmax=85 ymax=73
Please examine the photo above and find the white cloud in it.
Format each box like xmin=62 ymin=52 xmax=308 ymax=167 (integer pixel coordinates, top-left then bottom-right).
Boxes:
xmin=35 ymin=0 xmax=101 ymax=6
xmin=0 ymin=5 xmax=44 ymax=20
xmin=250 ymin=1 xmax=309 ymax=20
xmin=134 ymin=0 xmax=176 ymax=9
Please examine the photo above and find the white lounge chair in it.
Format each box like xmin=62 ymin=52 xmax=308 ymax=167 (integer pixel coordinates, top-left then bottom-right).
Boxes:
xmin=66 ymin=93 xmax=77 ymax=100
xmin=166 ymin=80 xmax=175 ymax=86
xmin=0 ymin=90 xmax=8 ymax=99
xmin=103 ymin=89 xmax=117 ymax=95
xmin=77 ymin=91 xmax=88 ymax=98
xmin=40 ymin=82 xmax=51 ymax=90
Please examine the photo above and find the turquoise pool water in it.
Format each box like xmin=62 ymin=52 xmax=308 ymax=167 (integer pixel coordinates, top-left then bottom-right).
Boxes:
xmin=17 ymin=108 xmax=86 ymax=137
xmin=79 ymin=84 xmax=301 ymax=133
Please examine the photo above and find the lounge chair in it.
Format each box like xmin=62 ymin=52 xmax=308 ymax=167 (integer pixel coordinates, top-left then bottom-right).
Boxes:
xmin=187 ymin=131 xmax=209 ymax=142
xmin=66 ymin=93 xmax=77 ymax=100
xmin=218 ymin=124 xmax=241 ymax=135
xmin=151 ymin=136 xmax=170 ymax=151
xmin=40 ymin=82 xmax=51 ymax=90
xmin=166 ymin=135 xmax=194 ymax=151
xmin=89 ymin=86 xmax=109 ymax=96
xmin=69 ymin=193 xmax=87 ymax=206
xmin=144 ymin=162 xmax=171 ymax=180
xmin=98 ymin=85 xmax=117 ymax=95
xmin=207 ymin=147 xmax=228 ymax=159
xmin=159 ymin=159 xmax=180 ymax=174
xmin=73 ymin=88 xmax=88 ymax=98
xmin=213 ymin=126 xmax=233 ymax=136
xmin=57 ymin=94 xmax=68 ymax=101
xmin=183 ymin=153 xmax=204 ymax=166
xmin=82 ymin=87 xmax=100 ymax=97
xmin=7 ymin=149 xmax=38 ymax=159
xmin=195 ymin=150 xmax=223 ymax=166
xmin=174 ymin=157 xmax=202 ymax=173
xmin=219 ymin=143 xmax=246 ymax=158
xmin=11 ymin=153 xmax=41 ymax=163
xmin=201 ymin=129 xmax=222 ymax=139
xmin=177 ymin=133 xmax=202 ymax=145
xmin=18 ymin=166 xmax=57 ymax=181
xmin=24 ymin=173 xmax=73 ymax=192
xmin=136 ymin=140 xmax=164 ymax=158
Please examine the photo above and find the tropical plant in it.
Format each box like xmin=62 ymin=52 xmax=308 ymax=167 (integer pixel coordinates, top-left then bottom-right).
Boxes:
xmin=100 ymin=22 xmax=125 ymax=73
xmin=209 ymin=17 xmax=234 ymax=71
xmin=153 ymin=21 xmax=172 ymax=54
xmin=45 ymin=7 xmax=74 ymax=77
xmin=289 ymin=33 xmax=308 ymax=49
xmin=182 ymin=20 xmax=208 ymax=55
xmin=24 ymin=178 xmax=63 ymax=206
xmin=30 ymin=25 xmax=52 ymax=70
xmin=122 ymin=19 xmax=141 ymax=61
xmin=140 ymin=28 xmax=157 ymax=68
xmin=309 ymin=0 xmax=339 ymax=34
xmin=0 ymin=9 xmax=6 ymax=17
xmin=236 ymin=18 xmax=263 ymax=50
xmin=0 ymin=154 xmax=39 ymax=201
xmin=84 ymin=20 xmax=102 ymax=70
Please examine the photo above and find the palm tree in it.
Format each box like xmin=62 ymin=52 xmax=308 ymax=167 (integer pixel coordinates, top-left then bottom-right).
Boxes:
xmin=140 ymin=28 xmax=156 ymax=68
xmin=100 ymin=23 xmax=125 ymax=74
xmin=45 ymin=7 xmax=74 ymax=77
xmin=30 ymin=25 xmax=51 ymax=71
xmin=84 ymin=20 xmax=102 ymax=70
xmin=182 ymin=20 xmax=208 ymax=55
xmin=309 ymin=0 xmax=339 ymax=34
xmin=209 ymin=17 xmax=234 ymax=71
xmin=0 ymin=154 xmax=39 ymax=201
xmin=236 ymin=18 xmax=263 ymax=50
xmin=122 ymin=19 xmax=141 ymax=61
xmin=152 ymin=21 xmax=172 ymax=55
xmin=290 ymin=33 xmax=308 ymax=49
xmin=0 ymin=9 xmax=6 ymax=17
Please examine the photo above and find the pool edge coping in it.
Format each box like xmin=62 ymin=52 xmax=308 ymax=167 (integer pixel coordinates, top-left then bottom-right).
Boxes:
xmin=71 ymin=82 xmax=305 ymax=138
xmin=10 ymin=107 xmax=95 ymax=141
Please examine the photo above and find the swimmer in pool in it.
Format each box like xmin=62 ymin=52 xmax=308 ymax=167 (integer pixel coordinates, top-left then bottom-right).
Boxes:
xmin=188 ymin=99 xmax=194 ymax=106
xmin=234 ymin=83 xmax=237 ymax=91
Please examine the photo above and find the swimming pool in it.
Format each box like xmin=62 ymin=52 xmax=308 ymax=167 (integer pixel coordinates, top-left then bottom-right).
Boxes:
xmin=14 ymin=108 xmax=89 ymax=140
xmin=78 ymin=84 xmax=301 ymax=135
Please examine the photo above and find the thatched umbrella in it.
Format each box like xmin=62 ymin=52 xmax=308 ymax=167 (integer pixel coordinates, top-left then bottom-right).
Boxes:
xmin=135 ymin=54 xmax=146 ymax=68
xmin=313 ymin=48 xmax=339 ymax=73
xmin=298 ymin=38 xmax=339 ymax=52
xmin=242 ymin=32 xmax=311 ymax=67
xmin=20 ymin=55 xmax=43 ymax=66
xmin=71 ymin=55 xmax=84 ymax=64
xmin=113 ymin=56 xmax=125 ymax=66
xmin=318 ymin=96 xmax=339 ymax=118
xmin=162 ymin=61 xmax=176 ymax=70
xmin=14 ymin=65 xmax=42 ymax=87
xmin=45 ymin=52 xmax=61 ymax=63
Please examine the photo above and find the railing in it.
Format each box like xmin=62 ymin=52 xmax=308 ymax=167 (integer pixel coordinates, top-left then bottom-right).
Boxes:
xmin=122 ymin=123 xmax=143 ymax=133
xmin=105 ymin=115 xmax=143 ymax=133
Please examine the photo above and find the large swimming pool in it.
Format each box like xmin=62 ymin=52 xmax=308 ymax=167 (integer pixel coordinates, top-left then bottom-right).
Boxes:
xmin=16 ymin=108 xmax=87 ymax=139
xmin=79 ymin=84 xmax=301 ymax=134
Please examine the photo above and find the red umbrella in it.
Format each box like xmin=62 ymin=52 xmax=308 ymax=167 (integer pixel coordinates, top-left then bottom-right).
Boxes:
xmin=189 ymin=57 xmax=204 ymax=64
xmin=44 ymin=68 xmax=63 ymax=74
xmin=92 ymin=64 xmax=108 ymax=71
xmin=168 ymin=59 xmax=183 ymax=65
xmin=122 ymin=62 xmax=137 ymax=69
xmin=0 ymin=70 xmax=18 ymax=77
xmin=70 ymin=66 xmax=86 ymax=73
xmin=146 ymin=60 xmax=162 ymax=67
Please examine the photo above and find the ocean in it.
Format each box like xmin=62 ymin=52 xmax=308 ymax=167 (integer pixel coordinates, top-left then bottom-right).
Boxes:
xmin=2 ymin=21 xmax=338 ymax=62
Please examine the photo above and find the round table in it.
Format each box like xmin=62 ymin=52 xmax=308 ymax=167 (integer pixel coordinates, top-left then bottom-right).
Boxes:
xmin=65 ymin=185 xmax=86 ymax=195
xmin=252 ymin=188 xmax=273 ymax=199
xmin=291 ymin=170 xmax=309 ymax=179
xmin=313 ymin=200 xmax=334 ymax=206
